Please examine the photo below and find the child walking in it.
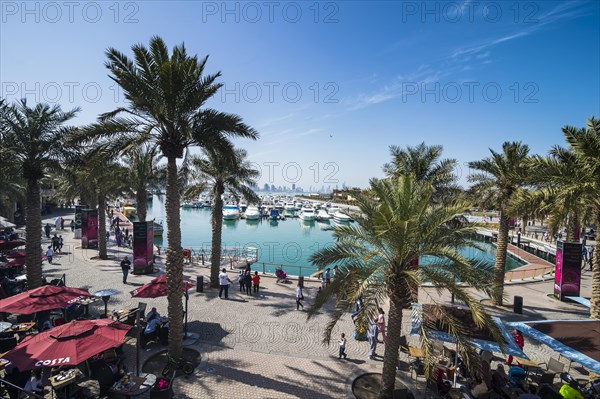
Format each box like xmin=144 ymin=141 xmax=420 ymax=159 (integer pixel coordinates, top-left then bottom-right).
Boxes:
xmin=338 ymin=333 xmax=347 ymax=359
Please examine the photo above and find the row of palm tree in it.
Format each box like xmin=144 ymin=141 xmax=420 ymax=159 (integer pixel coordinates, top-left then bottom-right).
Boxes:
xmin=1 ymin=35 xmax=598 ymax=398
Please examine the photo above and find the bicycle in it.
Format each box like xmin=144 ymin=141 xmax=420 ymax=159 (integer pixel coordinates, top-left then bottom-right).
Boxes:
xmin=161 ymin=355 xmax=195 ymax=378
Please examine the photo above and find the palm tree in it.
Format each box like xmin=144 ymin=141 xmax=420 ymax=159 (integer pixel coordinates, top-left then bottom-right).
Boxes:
xmin=189 ymin=148 xmax=259 ymax=288
xmin=559 ymin=117 xmax=600 ymax=319
xmin=0 ymin=100 xmax=78 ymax=288
xmin=309 ymin=176 xmax=501 ymax=399
xmin=468 ymin=142 xmax=530 ymax=305
xmin=124 ymin=145 xmax=161 ymax=222
xmin=383 ymin=142 xmax=460 ymax=202
xmin=74 ymin=36 xmax=258 ymax=357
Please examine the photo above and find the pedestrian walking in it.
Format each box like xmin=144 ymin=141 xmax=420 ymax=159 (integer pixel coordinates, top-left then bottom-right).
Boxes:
xmin=377 ymin=307 xmax=387 ymax=343
xmin=70 ymin=220 xmax=75 ymax=232
xmin=367 ymin=322 xmax=378 ymax=360
xmin=106 ymin=231 xmax=110 ymax=242
xmin=218 ymin=268 xmax=232 ymax=299
xmin=46 ymin=246 xmax=53 ymax=264
xmin=582 ymin=246 xmax=588 ymax=268
xmin=252 ymin=271 xmax=260 ymax=293
xmin=589 ymin=247 xmax=594 ymax=271
xmin=338 ymin=333 xmax=347 ymax=359
xmin=44 ymin=223 xmax=51 ymax=238
xmin=51 ymin=234 xmax=59 ymax=252
xmin=244 ymin=271 xmax=252 ymax=295
xmin=325 ymin=268 xmax=331 ymax=287
xmin=506 ymin=330 xmax=524 ymax=365
xmin=60 ymin=217 xmax=65 ymax=230
xmin=296 ymin=283 xmax=304 ymax=310
xmin=58 ymin=236 xmax=63 ymax=253
xmin=238 ymin=271 xmax=245 ymax=292
xmin=120 ymin=256 xmax=131 ymax=284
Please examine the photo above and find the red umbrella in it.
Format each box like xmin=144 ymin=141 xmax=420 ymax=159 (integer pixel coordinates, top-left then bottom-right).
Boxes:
xmin=0 ymin=240 xmax=25 ymax=251
xmin=0 ymin=285 xmax=92 ymax=314
xmin=130 ymin=274 xmax=194 ymax=298
xmin=3 ymin=319 xmax=131 ymax=370
xmin=5 ymin=251 xmax=25 ymax=258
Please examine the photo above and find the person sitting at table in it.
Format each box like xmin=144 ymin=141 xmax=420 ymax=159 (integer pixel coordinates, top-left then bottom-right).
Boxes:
xmin=508 ymin=365 xmax=527 ymax=390
xmin=435 ymin=367 xmax=452 ymax=396
xmin=40 ymin=320 xmax=52 ymax=331
xmin=491 ymin=364 xmax=508 ymax=394
xmin=146 ymin=307 xmax=160 ymax=322
xmin=159 ymin=319 xmax=169 ymax=346
xmin=24 ymin=369 xmax=44 ymax=395
xmin=4 ymin=364 xmax=29 ymax=399
xmin=141 ymin=314 xmax=161 ymax=348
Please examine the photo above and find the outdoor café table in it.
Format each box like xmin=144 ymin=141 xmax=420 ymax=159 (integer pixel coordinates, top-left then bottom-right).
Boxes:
xmin=49 ymin=368 xmax=85 ymax=398
xmin=109 ymin=309 xmax=130 ymax=321
xmin=0 ymin=351 xmax=9 ymax=370
xmin=67 ymin=296 xmax=100 ymax=316
xmin=514 ymin=356 xmax=543 ymax=377
xmin=2 ymin=322 xmax=36 ymax=334
xmin=109 ymin=373 xmax=157 ymax=397
xmin=409 ymin=347 xmax=424 ymax=359
xmin=0 ymin=321 xmax=11 ymax=333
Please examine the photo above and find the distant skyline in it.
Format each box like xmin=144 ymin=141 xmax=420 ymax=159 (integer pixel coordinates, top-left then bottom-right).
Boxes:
xmin=1 ymin=1 xmax=599 ymax=188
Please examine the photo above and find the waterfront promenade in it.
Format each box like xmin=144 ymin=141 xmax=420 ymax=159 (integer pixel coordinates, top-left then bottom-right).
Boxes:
xmin=29 ymin=210 xmax=595 ymax=398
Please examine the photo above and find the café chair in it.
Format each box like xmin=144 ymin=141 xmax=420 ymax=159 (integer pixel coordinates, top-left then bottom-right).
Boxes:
xmin=0 ymin=334 xmax=17 ymax=352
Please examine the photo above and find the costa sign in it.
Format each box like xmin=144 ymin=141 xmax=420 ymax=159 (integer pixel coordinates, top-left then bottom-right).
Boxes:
xmin=35 ymin=357 xmax=71 ymax=367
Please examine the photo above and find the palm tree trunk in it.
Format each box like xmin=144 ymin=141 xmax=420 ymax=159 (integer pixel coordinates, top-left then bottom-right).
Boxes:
xmin=165 ymin=157 xmax=184 ymax=357
xmin=379 ymin=298 xmax=405 ymax=399
xmin=25 ymin=179 xmax=43 ymax=288
xmin=591 ymin=211 xmax=600 ymax=320
xmin=98 ymin=193 xmax=107 ymax=260
xmin=493 ymin=211 xmax=509 ymax=305
xmin=565 ymin=211 xmax=579 ymax=243
xmin=210 ymin=184 xmax=225 ymax=288
xmin=136 ymin=188 xmax=147 ymax=222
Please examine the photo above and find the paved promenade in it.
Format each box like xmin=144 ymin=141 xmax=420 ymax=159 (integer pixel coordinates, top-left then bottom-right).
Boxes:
xmin=33 ymin=210 xmax=595 ymax=398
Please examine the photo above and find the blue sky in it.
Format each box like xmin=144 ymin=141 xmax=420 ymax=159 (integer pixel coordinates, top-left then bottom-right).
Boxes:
xmin=1 ymin=1 xmax=599 ymax=189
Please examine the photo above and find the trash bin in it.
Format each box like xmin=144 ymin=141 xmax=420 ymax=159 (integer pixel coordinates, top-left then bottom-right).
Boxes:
xmin=514 ymin=296 xmax=523 ymax=314
xmin=298 ymin=276 xmax=304 ymax=288
xmin=196 ymin=276 xmax=204 ymax=293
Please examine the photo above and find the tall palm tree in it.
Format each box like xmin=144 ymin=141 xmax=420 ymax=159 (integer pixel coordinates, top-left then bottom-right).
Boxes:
xmin=0 ymin=100 xmax=78 ymax=288
xmin=189 ymin=148 xmax=259 ymax=288
xmin=309 ymin=176 xmax=501 ymax=399
xmin=383 ymin=142 xmax=460 ymax=202
xmin=468 ymin=142 xmax=530 ymax=305
xmin=74 ymin=36 xmax=258 ymax=357
xmin=124 ymin=145 xmax=161 ymax=222
xmin=559 ymin=117 xmax=600 ymax=319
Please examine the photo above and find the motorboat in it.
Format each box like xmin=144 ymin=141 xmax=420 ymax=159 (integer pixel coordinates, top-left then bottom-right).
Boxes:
xmin=269 ymin=209 xmax=280 ymax=220
xmin=181 ymin=201 xmax=195 ymax=209
xmin=299 ymin=207 xmax=316 ymax=221
xmin=284 ymin=202 xmax=296 ymax=212
xmin=327 ymin=205 xmax=340 ymax=215
xmin=245 ymin=206 xmax=260 ymax=220
xmin=315 ymin=208 xmax=332 ymax=221
xmin=333 ymin=212 xmax=352 ymax=223
xmin=222 ymin=204 xmax=240 ymax=220
xmin=239 ymin=201 xmax=248 ymax=212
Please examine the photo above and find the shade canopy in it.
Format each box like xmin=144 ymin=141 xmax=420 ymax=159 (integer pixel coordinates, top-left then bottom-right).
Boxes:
xmin=3 ymin=319 xmax=131 ymax=370
xmin=0 ymin=285 xmax=92 ymax=314
xmin=411 ymin=304 xmax=528 ymax=358
xmin=0 ymin=240 xmax=25 ymax=251
xmin=130 ymin=274 xmax=194 ymax=298
xmin=507 ymin=320 xmax=600 ymax=374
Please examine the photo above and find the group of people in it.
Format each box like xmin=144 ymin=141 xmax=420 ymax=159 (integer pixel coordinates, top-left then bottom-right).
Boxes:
xmin=141 ymin=307 xmax=169 ymax=348
xmin=581 ymin=246 xmax=594 ymax=271
xmin=111 ymin=224 xmax=132 ymax=248
xmin=238 ymin=269 xmax=260 ymax=295
xmin=0 ymin=227 xmax=18 ymax=241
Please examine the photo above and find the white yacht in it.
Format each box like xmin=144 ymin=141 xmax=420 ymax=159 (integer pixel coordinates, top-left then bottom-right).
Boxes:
xmin=333 ymin=211 xmax=352 ymax=223
xmin=244 ymin=206 xmax=260 ymax=220
xmin=327 ymin=205 xmax=340 ymax=215
xmin=222 ymin=204 xmax=240 ymax=220
xmin=299 ymin=207 xmax=316 ymax=221
xmin=284 ymin=202 xmax=296 ymax=212
xmin=316 ymin=208 xmax=332 ymax=221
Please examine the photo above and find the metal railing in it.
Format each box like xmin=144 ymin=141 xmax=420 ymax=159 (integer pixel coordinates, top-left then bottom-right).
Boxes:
xmin=505 ymin=266 xmax=555 ymax=282
xmin=0 ymin=378 xmax=46 ymax=399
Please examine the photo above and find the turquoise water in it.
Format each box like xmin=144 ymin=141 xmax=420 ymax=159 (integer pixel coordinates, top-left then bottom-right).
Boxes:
xmin=146 ymin=196 xmax=524 ymax=276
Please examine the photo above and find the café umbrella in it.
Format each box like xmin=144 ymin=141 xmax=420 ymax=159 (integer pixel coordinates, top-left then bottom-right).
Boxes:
xmin=3 ymin=319 xmax=131 ymax=370
xmin=0 ymin=285 xmax=92 ymax=314
xmin=0 ymin=240 xmax=25 ymax=251
xmin=130 ymin=274 xmax=194 ymax=335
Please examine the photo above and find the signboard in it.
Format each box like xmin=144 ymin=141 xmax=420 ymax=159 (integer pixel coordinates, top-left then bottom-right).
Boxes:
xmin=133 ymin=221 xmax=154 ymax=274
xmin=81 ymin=209 xmax=98 ymax=249
xmin=554 ymin=240 xmax=582 ymax=300
xmin=74 ymin=205 xmax=86 ymax=239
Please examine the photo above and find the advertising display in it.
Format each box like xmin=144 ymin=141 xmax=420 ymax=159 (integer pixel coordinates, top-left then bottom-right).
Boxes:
xmin=554 ymin=240 xmax=582 ymax=300
xmin=133 ymin=221 xmax=154 ymax=274
xmin=74 ymin=205 xmax=86 ymax=239
xmin=81 ymin=209 xmax=98 ymax=249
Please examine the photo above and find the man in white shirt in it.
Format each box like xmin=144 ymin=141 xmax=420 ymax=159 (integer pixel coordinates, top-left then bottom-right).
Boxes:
xmin=218 ymin=268 xmax=232 ymax=299
xmin=46 ymin=246 xmax=54 ymax=264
